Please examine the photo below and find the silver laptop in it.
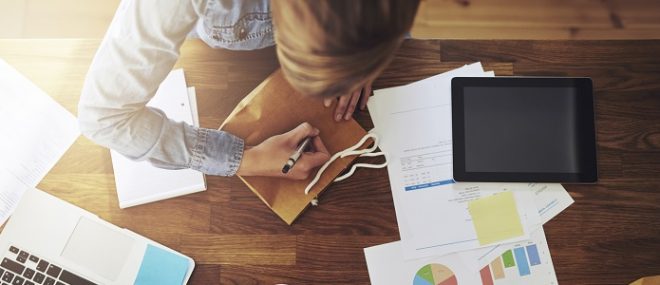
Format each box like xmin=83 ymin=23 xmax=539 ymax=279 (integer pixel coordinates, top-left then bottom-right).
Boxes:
xmin=0 ymin=188 xmax=195 ymax=285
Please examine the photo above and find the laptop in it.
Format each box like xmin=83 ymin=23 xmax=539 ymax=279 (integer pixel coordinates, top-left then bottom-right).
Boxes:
xmin=0 ymin=188 xmax=195 ymax=285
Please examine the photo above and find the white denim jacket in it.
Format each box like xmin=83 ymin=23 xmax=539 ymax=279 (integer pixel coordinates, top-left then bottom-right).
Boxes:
xmin=79 ymin=0 xmax=273 ymax=176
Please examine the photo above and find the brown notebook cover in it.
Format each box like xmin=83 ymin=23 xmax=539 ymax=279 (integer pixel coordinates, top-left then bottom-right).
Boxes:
xmin=220 ymin=69 xmax=367 ymax=225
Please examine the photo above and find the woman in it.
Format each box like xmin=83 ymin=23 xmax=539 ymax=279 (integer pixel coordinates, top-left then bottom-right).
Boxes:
xmin=78 ymin=0 xmax=420 ymax=180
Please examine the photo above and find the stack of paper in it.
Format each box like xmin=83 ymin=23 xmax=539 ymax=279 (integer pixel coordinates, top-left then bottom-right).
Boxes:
xmin=110 ymin=69 xmax=206 ymax=208
xmin=364 ymin=63 xmax=573 ymax=284
xmin=0 ymin=59 xmax=80 ymax=225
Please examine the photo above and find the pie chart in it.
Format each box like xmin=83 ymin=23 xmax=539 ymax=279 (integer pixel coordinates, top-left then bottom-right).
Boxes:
xmin=413 ymin=263 xmax=458 ymax=285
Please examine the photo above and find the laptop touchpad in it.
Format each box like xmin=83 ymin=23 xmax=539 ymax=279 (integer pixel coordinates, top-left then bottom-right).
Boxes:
xmin=61 ymin=217 xmax=135 ymax=281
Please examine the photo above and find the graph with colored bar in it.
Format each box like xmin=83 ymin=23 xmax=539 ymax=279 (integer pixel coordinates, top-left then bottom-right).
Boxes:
xmin=413 ymin=264 xmax=458 ymax=285
xmin=364 ymin=228 xmax=558 ymax=285
xmin=478 ymin=230 xmax=558 ymax=285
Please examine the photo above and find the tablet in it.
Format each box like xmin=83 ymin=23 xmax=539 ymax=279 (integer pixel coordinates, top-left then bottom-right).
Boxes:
xmin=451 ymin=77 xmax=597 ymax=183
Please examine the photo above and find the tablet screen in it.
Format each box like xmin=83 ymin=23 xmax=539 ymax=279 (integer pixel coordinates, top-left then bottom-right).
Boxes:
xmin=452 ymin=77 xmax=597 ymax=182
xmin=464 ymin=86 xmax=580 ymax=173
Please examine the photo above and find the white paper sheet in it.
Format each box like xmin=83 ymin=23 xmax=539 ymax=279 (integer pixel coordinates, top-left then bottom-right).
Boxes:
xmin=111 ymin=69 xmax=206 ymax=208
xmin=0 ymin=168 xmax=32 ymax=225
xmin=531 ymin=183 xmax=575 ymax=225
xmin=364 ymin=227 xmax=558 ymax=285
xmin=0 ymin=59 xmax=80 ymax=224
xmin=0 ymin=59 xmax=80 ymax=187
xmin=365 ymin=241 xmax=479 ymax=285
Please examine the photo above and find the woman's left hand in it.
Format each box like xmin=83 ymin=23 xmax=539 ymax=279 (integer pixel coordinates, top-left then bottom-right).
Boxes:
xmin=324 ymin=82 xmax=373 ymax=122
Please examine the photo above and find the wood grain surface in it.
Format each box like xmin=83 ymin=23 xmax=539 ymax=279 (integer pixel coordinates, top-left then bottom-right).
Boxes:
xmin=4 ymin=0 xmax=660 ymax=40
xmin=0 ymin=39 xmax=659 ymax=284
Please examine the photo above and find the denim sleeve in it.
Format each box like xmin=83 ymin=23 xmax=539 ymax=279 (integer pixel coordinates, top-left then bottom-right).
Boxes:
xmin=189 ymin=128 xmax=245 ymax=176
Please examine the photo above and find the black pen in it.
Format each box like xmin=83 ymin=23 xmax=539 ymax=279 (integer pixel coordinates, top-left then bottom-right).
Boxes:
xmin=282 ymin=137 xmax=313 ymax=174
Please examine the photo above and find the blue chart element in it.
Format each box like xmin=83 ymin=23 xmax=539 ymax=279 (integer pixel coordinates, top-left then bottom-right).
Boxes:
xmin=134 ymin=244 xmax=189 ymax=285
xmin=413 ymin=275 xmax=432 ymax=285
xmin=405 ymin=179 xmax=455 ymax=191
xmin=513 ymin=247 xmax=531 ymax=276
xmin=526 ymin=244 xmax=542 ymax=266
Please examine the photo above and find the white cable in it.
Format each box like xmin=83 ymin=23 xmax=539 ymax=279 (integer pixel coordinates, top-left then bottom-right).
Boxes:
xmin=304 ymin=133 xmax=388 ymax=195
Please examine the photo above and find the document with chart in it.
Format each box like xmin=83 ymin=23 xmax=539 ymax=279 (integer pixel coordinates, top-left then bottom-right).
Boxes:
xmin=457 ymin=183 xmax=574 ymax=270
xmin=364 ymin=227 xmax=558 ymax=285
xmin=371 ymin=63 xmax=540 ymax=259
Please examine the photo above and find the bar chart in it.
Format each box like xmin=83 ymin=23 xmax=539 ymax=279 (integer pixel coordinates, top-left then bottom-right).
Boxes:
xmin=478 ymin=235 xmax=557 ymax=285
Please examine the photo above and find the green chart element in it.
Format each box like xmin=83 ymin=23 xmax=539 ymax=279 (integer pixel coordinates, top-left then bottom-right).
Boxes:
xmin=416 ymin=265 xmax=435 ymax=284
xmin=502 ymin=250 xmax=516 ymax=268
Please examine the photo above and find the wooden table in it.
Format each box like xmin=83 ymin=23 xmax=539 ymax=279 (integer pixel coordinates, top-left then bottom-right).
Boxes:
xmin=1 ymin=39 xmax=659 ymax=284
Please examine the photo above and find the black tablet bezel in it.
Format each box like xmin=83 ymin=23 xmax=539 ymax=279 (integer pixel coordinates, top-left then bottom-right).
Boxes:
xmin=451 ymin=77 xmax=598 ymax=183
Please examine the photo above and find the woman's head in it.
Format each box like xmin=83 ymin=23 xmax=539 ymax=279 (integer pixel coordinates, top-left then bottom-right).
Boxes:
xmin=272 ymin=0 xmax=420 ymax=98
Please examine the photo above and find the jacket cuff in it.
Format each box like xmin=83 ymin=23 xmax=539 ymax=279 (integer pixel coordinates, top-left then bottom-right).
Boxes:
xmin=190 ymin=128 xmax=244 ymax=176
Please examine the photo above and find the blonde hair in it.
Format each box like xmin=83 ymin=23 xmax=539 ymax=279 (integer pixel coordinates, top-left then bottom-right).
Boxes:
xmin=272 ymin=0 xmax=420 ymax=97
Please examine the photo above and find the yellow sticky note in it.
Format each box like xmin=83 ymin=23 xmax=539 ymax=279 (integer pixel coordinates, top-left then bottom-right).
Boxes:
xmin=468 ymin=191 xmax=524 ymax=245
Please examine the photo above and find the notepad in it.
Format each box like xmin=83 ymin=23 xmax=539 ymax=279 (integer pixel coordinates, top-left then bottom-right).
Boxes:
xmin=134 ymin=244 xmax=189 ymax=285
xmin=110 ymin=69 xmax=206 ymax=208
xmin=468 ymin=191 xmax=525 ymax=245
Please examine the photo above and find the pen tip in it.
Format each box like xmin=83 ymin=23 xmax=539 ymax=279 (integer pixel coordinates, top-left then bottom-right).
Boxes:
xmin=282 ymin=165 xmax=290 ymax=174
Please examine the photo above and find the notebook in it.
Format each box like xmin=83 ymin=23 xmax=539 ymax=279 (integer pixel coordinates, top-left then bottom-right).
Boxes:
xmin=110 ymin=69 xmax=206 ymax=208
xmin=220 ymin=70 xmax=367 ymax=225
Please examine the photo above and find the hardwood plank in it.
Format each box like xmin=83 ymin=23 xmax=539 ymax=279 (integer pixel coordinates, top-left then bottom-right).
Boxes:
xmin=102 ymin=200 xmax=212 ymax=239
xmin=0 ymin=0 xmax=26 ymax=38
xmin=43 ymin=138 xmax=113 ymax=175
xmin=546 ymin=197 xmax=660 ymax=284
xmin=420 ymin=0 xmax=612 ymax=29
xmin=412 ymin=24 xmax=573 ymax=40
xmin=0 ymin=39 xmax=100 ymax=113
xmin=607 ymin=0 xmax=660 ymax=29
xmin=205 ymin=177 xmax=243 ymax=204
xmin=296 ymin=236 xmax=397 ymax=269
xmin=571 ymin=28 xmax=660 ymax=40
xmin=597 ymin=91 xmax=660 ymax=121
xmin=219 ymin=265 xmax=370 ymax=285
xmin=22 ymin=0 xmax=118 ymax=38
xmin=188 ymin=264 xmax=221 ymax=285
xmin=5 ymin=0 xmax=660 ymax=40
xmin=377 ymin=59 xmax=514 ymax=89
xmin=622 ymin=152 xmax=660 ymax=178
xmin=439 ymin=40 xmax=660 ymax=64
xmin=597 ymin=118 xmax=660 ymax=152
xmin=179 ymin=234 xmax=297 ymax=265
xmin=596 ymin=150 xmax=623 ymax=179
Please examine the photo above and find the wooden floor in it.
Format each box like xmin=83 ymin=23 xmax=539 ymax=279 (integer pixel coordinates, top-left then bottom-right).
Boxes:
xmin=1 ymin=0 xmax=660 ymax=39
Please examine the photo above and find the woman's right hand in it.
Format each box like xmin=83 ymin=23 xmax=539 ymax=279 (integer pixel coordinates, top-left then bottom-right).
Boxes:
xmin=236 ymin=122 xmax=331 ymax=180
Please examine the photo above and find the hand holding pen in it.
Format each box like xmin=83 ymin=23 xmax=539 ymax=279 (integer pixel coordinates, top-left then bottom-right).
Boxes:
xmin=236 ymin=122 xmax=331 ymax=180
xmin=282 ymin=136 xmax=312 ymax=174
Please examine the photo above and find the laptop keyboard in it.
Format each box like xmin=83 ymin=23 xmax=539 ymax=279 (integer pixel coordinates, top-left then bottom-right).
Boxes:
xmin=1 ymin=246 xmax=97 ymax=285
